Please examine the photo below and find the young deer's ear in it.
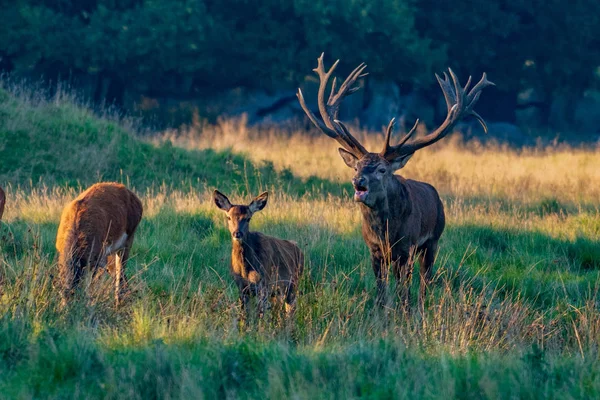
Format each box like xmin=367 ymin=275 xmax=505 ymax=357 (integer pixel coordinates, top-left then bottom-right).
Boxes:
xmin=389 ymin=153 xmax=413 ymax=171
xmin=213 ymin=190 xmax=232 ymax=211
xmin=338 ymin=148 xmax=359 ymax=169
xmin=249 ymin=191 xmax=268 ymax=213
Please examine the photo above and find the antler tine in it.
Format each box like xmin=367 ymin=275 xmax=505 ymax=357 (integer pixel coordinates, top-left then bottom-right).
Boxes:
xmin=467 ymin=72 xmax=495 ymax=107
xmin=381 ymin=118 xmax=396 ymax=155
xmin=396 ymin=119 xmax=420 ymax=148
xmin=297 ymin=54 xmax=368 ymax=157
xmin=436 ymin=72 xmax=455 ymax=114
xmin=448 ymin=68 xmax=464 ymax=114
xmin=380 ymin=118 xmax=419 ymax=157
xmin=296 ymin=89 xmax=337 ymax=139
xmin=334 ymin=120 xmax=369 ymax=156
xmin=382 ymin=69 xmax=493 ymax=161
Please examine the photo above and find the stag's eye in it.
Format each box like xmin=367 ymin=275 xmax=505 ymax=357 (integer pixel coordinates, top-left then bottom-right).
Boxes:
xmin=378 ymin=168 xmax=386 ymax=174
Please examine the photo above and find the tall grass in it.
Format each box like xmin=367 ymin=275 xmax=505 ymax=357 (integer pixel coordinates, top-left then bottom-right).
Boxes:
xmin=0 ymin=81 xmax=599 ymax=398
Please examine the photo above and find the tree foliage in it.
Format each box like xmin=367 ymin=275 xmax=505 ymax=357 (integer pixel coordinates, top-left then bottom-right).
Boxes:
xmin=0 ymin=0 xmax=598 ymax=118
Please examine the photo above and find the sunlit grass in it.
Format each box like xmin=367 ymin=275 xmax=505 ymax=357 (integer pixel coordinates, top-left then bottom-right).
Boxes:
xmin=1 ymin=81 xmax=600 ymax=397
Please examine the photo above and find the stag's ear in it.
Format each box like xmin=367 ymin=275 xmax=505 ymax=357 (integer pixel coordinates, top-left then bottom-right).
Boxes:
xmin=213 ymin=190 xmax=232 ymax=211
xmin=338 ymin=148 xmax=359 ymax=169
xmin=389 ymin=153 xmax=414 ymax=171
xmin=249 ymin=191 xmax=268 ymax=213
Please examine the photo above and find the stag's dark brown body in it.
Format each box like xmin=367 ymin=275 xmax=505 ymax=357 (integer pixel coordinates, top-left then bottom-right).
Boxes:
xmin=358 ymin=170 xmax=445 ymax=308
xmin=298 ymin=54 xmax=493 ymax=310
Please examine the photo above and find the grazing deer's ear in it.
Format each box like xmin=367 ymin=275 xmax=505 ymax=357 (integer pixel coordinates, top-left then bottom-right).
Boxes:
xmin=389 ymin=153 xmax=414 ymax=171
xmin=249 ymin=191 xmax=268 ymax=213
xmin=213 ymin=190 xmax=232 ymax=211
xmin=338 ymin=148 xmax=359 ymax=169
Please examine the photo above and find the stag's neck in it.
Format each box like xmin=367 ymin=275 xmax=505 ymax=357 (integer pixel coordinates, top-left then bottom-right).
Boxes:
xmin=359 ymin=176 xmax=410 ymax=239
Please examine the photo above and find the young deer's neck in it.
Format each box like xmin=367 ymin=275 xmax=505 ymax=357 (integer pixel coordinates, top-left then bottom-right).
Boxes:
xmin=231 ymin=232 xmax=260 ymax=270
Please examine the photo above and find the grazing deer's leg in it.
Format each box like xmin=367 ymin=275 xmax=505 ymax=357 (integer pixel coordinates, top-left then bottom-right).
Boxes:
xmin=114 ymin=252 xmax=123 ymax=306
xmin=371 ymin=252 xmax=387 ymax=308
xmin=114 ymin=235 xmax=134 ymax=305
xmin=59 ymin=252 xmax=83 ymax=306
xmin=418 ymin=241 xmax=437 ymax=313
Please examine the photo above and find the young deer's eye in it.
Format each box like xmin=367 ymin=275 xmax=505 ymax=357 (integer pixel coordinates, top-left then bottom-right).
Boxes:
xmin=226 ymin=216 xmax=231 ymax=220
xmin=378 ymin=168 xmax=386 ymax=174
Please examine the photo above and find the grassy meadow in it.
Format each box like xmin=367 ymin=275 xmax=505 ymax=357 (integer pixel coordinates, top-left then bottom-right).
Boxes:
xmin=0 ymin=83 xmax=600 ymax=398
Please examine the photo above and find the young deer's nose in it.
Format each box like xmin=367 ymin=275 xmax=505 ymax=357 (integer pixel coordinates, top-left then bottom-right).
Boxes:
xmin=233 ymin=231 xmax=243 ymax=239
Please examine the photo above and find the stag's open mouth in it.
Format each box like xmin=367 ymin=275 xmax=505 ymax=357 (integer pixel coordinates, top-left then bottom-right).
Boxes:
xmin=353 ymin=184 xmax=369 ymax=202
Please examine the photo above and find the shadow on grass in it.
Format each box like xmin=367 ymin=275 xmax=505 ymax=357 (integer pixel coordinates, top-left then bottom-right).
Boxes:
xmin=444 ymin=223 xmax=600 ymax=308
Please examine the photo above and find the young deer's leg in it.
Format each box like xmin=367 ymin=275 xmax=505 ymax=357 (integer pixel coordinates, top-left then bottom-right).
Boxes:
xmin=239 ymin=287 xmax=250 ymax=327
xmin=256 ymin=283 xmax=269 ymax=319
xmin=418 ymin=240 xmax=437 ymax=314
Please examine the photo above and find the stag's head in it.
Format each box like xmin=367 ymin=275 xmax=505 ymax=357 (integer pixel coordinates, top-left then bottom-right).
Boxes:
xmin=213 ymin=190 xmax=268 ymax=242
xmin=297 ymin=54 xmax=494 ymax=207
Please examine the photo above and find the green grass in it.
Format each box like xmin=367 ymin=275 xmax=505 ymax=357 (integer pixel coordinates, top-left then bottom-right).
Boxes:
xmin=0 ymin=81 xmax=599 ymax=398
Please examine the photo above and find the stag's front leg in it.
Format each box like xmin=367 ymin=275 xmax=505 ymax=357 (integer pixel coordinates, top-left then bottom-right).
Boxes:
xmin=370 ymin=251 xmax=388 ymax=308
xmin=393 ymin=249 xmax=414 ymax=313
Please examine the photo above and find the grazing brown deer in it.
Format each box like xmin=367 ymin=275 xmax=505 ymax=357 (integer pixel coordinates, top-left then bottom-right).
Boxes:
xmin=297 ymin=54 xmax=493 ymax=310
xmin=0 ymin=186 xmax=5 ymax=221
xmin=213 ymin=190 xmax=304 ymax=320
xmin=56 ymin=182 xmax=143 ymax=306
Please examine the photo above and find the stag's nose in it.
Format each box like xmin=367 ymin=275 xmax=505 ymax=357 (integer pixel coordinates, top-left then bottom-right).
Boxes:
xmin=232 ymin=231 xmax=243 ymax=240
xmin=352 ymin=177 xmax=366 ymax=188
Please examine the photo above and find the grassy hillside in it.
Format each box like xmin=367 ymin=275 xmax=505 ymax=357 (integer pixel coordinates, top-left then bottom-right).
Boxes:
xmin=0 ymin=83 xmax=599 ymax=398
xmin=0 ymin=84 xmax=344 ymax=196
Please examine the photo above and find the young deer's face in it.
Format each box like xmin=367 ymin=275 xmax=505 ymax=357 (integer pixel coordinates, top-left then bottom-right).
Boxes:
xmin=337 ymin=149 xmax=412 ymax=207
xmin=213 ymin=190 xmax=268 ymax=242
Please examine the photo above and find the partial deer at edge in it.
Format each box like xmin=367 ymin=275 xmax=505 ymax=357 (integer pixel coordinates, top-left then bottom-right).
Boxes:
xmin=297 ymin=54 xmax=494 ymax=311
xmin=0 ymin=186 xmax=5 ymax=221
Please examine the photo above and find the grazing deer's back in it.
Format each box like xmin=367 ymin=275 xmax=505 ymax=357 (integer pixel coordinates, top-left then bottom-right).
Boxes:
xmin=56 ymin=183 xmax=142 ymax=253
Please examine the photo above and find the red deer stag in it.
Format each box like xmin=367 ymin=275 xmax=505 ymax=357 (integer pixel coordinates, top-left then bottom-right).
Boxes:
xmin=297 ymin=54 xmax=493 ymax=310
xmin=0 ymin=186 xmax=5 ymax=221
xmin=56 ymin=182 xmax=143 ymax=306
xmin=213 ymin=190 xmax=304 ymax=321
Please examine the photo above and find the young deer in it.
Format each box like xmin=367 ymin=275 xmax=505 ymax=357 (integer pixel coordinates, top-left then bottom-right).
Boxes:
xmin=0 ymin=186 xmax=5 ymax=221
xmin=298 ymin=54 xmax=493 ymax=311
xmin=213 ymin=190 xmax=304 ymax=320
xmin=55 ymin=182 xmax=143 ymax=306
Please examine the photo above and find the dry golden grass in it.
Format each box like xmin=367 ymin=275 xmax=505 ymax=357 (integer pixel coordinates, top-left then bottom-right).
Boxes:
xmin=159 ymin=117 xmax=600 ymax=205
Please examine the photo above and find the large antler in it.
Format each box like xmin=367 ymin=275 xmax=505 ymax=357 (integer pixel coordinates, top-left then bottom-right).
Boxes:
xmin=381 ymin=69 xmax=494 ymax=160
xmin=297 ymin=53 xmax=368 ymax=158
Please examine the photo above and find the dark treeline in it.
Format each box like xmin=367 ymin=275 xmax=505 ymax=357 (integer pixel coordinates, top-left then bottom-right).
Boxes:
xmin=0 ymin=0 xmax=599 ymax=129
